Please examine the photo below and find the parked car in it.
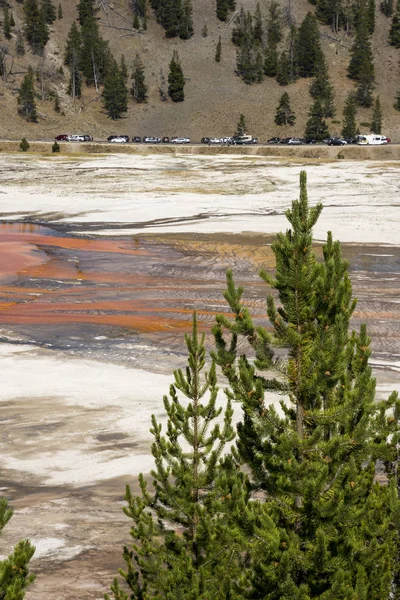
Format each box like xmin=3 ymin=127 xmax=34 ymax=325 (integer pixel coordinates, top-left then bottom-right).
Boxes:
xmin=107 ymin=135 xmax=129 ymax=142
xmin=171 ymin=137 xmax=191 ymax=144
xmin=288 ymin=138 xmax=303 ymax=145
xmin=280 ymin=137 xmax=291 ymax=144
xmin=132 ymin=136 xmax=141 ymax=143
xmin=110 ymin=136 xmax=129 ymax=143
xmin=343 ymin=137 xmax=357 ymax=144
xmin=327 ymin=138 xmax=347 ymax=146
xmin=162 ymin=137 xmax=170 ymax=143
xmin=304 ymin=138 xmax=317 ymax=144
xmin=209 ymin=138 xmax=222 ymax=144
xmin=201 ymin=137 xmax=210 ymax=144
xmin=55 ymin=134 xmax=69 ymax=141
xmin=68 ymin=134 xmax=91 ymax=142
xmin=221 ymin=137 xmax=233 ymax=144
xmin=143 ymin=136 xmax=161 ymax=143
xmin=267 ymin=137 xmax=281 ymax=144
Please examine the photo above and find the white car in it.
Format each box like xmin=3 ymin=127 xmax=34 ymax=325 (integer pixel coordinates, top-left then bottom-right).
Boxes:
xmin=171 ymin=137 xmax=190 ymax=144
xmin=110 ymin=136 xmax=128 ymax=143
xmin=209 ymin=138 xmax=222 ymax=144
xmin=221 ymin=137 xmax=233 ymax=144
xmin=67 ymin=134 xmax=85 ymax=142
xmin=143 ymin=137 xmax=161 ymax=143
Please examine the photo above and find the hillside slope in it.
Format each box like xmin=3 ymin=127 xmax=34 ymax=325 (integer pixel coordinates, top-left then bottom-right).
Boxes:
xmin=0 ymin=0 xmax=399 ymax=141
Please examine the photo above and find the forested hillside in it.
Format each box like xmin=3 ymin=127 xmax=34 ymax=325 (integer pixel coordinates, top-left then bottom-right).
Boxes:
xmin=0 ymin=0 xmax=399 ymax=140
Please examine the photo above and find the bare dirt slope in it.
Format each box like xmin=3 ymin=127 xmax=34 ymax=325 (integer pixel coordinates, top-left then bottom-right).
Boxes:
xmin=0 ymin=1 xmax=399 ymax=143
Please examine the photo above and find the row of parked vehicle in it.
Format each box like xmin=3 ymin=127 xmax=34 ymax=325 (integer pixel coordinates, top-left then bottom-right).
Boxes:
xmin=266 ymin=135 xmax=390 ymax=145
xmin=54 ymin=134 xmax=390 ymax=146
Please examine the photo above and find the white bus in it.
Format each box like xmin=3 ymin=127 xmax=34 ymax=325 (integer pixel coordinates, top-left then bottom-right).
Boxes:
xmin=356 ymin=134 xmax=387 ymax=145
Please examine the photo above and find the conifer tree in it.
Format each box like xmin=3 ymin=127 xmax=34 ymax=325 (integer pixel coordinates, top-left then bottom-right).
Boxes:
xmin=132 ymin=12 xmax=140 ymax=28
xmin=235 ymin=113 xmax=247 ymax=135
xmin=10 ymin=11 xmax=15 ymax=27
xmin=296 ymin=12 xmax=323 ymax=77
xmin=275 ymin=91 xmax=296 ymax=125
xmin=263 ymin=1 xmax=282 ymax=78
xmin=106 ymin=314 xmax=252 ymax=600
xmin=102 ymin=59 xmax=128 ymax=119
xmin=17 ymin=67 xmax=38 ymax=122
xmin=305 ymin=97 xmax=330 ymax=140
xmin=276 ymin=50 xmax=291 ymax=85
xmin=348 ymin=13 xmax=375 ymax=107
xmin=370 ymin=95 xmax=382 ymax=133
xmin=394 ymin=89 xmax=400 ymax=110
xmin=58 ymin=3 xmax=62 ymax=18
xmin=201 ymin=23 xmax=208 ymax=36
xmin=389 ymin=0 xmax=400 ymax=45
xmin=77 ymin=0 xmax=110 ymax=88
xmin=19 ymin=137 xmax=30 ymax=151
xmin=0 ymin=496 xmax=35 ymax=597
xmin=131 ymin=53 xmax=147 ymax=103
xmin=168 ymin=50 xmax=185 ymax=102
xmin=213 ymin=171 xmax=400 ymax=600
xmin=64 ymin=21 xmax=82 ymax=99
xmin=215 ymin=35 xmax=222 ymax=62
xmin=381 ymin=0 xmax=394 ymax=14
xmin=16 ymin=30 xmax=25 ymax=55
xmin=309 ymin=54 xmax=335 ymax=117
xmin=216 ymin=0 xmax=235 ymax=22
xmin=3 ymin=5 xmax=11 ymax=39
xmin=179 ymin=0 xmax=193 ymax=39
xmin=23 ymin=0 xmax=49 ymax=54
xmin=120 ymin=54 xmax=128 ymax=84
xmin=341 ymin=92 xmax=357 ymax=137
xmin=253 ymin=2 xmax=263 ymax=42
xmin=41 ymin=0 xmax=56 ymax=24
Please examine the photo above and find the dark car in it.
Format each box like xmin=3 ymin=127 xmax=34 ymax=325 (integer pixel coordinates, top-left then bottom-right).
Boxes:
xmin=280 ymin=137 xmax=291 ymax=144
xmin=162 ymin=137 xmax=170 ymax=143
xmin=304 ymin=138 xmax=317 ymax=144
xmin=132 ymin=136 xmax=141 ymax=143
xmin=107 ymin=135 xmax=129 ymax=142
xmin=201 ymin=137 xmax=210 ymax=144
xmin=327 ymin=138 xmax=346 ymax=146
xmin=267 ymin=137 xmax=280 ymax=144
xmin=343 ymin=137 xmax=357 ymax=144
xmin=55 ymin=134 xmax=69 ymax=141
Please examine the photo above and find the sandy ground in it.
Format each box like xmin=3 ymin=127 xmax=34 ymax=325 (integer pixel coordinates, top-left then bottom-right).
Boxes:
xmin=0 ymin=153 xmax=399 ymax=598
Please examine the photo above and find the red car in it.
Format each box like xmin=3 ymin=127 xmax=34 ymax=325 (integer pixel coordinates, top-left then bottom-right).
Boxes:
xmin=55 ymin=134 xmax=69 ymax=141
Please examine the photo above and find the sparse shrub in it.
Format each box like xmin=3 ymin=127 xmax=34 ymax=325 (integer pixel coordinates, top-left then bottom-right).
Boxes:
xmin=52 ymin=141 xmax=60 ymax=152
xmin=19 ymin=137 xmax=30 ymax=151
xmin=337 ymin=151 xmax=345 ymax=158
xmin=359 ymin=121 xmax=371 ymax=128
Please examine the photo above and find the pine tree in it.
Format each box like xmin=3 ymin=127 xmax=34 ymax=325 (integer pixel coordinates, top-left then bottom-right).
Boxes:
xmin=120 ymin=54 xmax=128 ymax=83
xmin=3 ymin=5 xmax=11 ymax=39
xmin=0 ymin=496 xmax=35 ymax=597
xmin=216 ymin=0 xmax=235 ymax=21
xmin=23 ymin=0 xmax=49 ymax=54
xmin=41 ymin=0 xmax=56 ymax=24
xmin=132 ymin=12 xmax=140 ymax=28
xmin=179 ymin=0 xmax=193 ymax=39
xmin=274 ymin=91 xmax=296 ymax=125
xmin=215 ymin=36 xmax=222 ymax=62
xmin=17 ymin=67 xmax=38 ymax=122
xmin=305 ymin=97 xmax=330 ymax=140
xmin=168 ymin=50 xmax=185 ymax=102
xmin=341 ymin=92 xmax=357 ymax=137
xmin=54 ymin=92 xmax=61 ymax=112
xmin=309 ymin=53 xmax=335 ymax=117
xmin=10 ymin=11 xmax=15 ymax=27
xmin=201 ymin=23 xmax=208 ymax=36
xmin=102 ymin=59 xmax=128 ymax=119
xmin=296 ymin=12 xmax=323 ymax=77
xmin=64 ymin=21 xmax=82 ymax=99
xmin=16 ymin=30 xmax=25 ymax=55
xmin=58 ymin=3 xmax=62 ymax=18
xmin=389 ymin=0 xmax=400 ymax=46
xmin=19 ymin=137 xmax=30 ymax=151
xmin=370 ymin=95 xmax=382 ymax=133
xmin=131 ymin=54 xmax=147 ymax=103
xmin=235 ymin=113 xmax=247 ymax=135
xmin=381 ymin=0 xmax=394 ymax=14
xmin=77 ymin=0 xmax=110 ymax=88
xmin=276 ymin=50 xmax=291 ymax=85
xmin=253 ymin=2 xmax=263 ymax=42
xmin=52 ymin=140 xmax=60 ymax=152
xmin=213 ymin=171 xmax=400 ymax=600
xmin=394 ymin=89 xmax=400 ymax=110
xmin=263 ymin=1 xmax=282 ymax=78
xmin=105 ymin=314 xmax=252 ymax=600
xmin=348 ymin=13 xmax=375 ymax=107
